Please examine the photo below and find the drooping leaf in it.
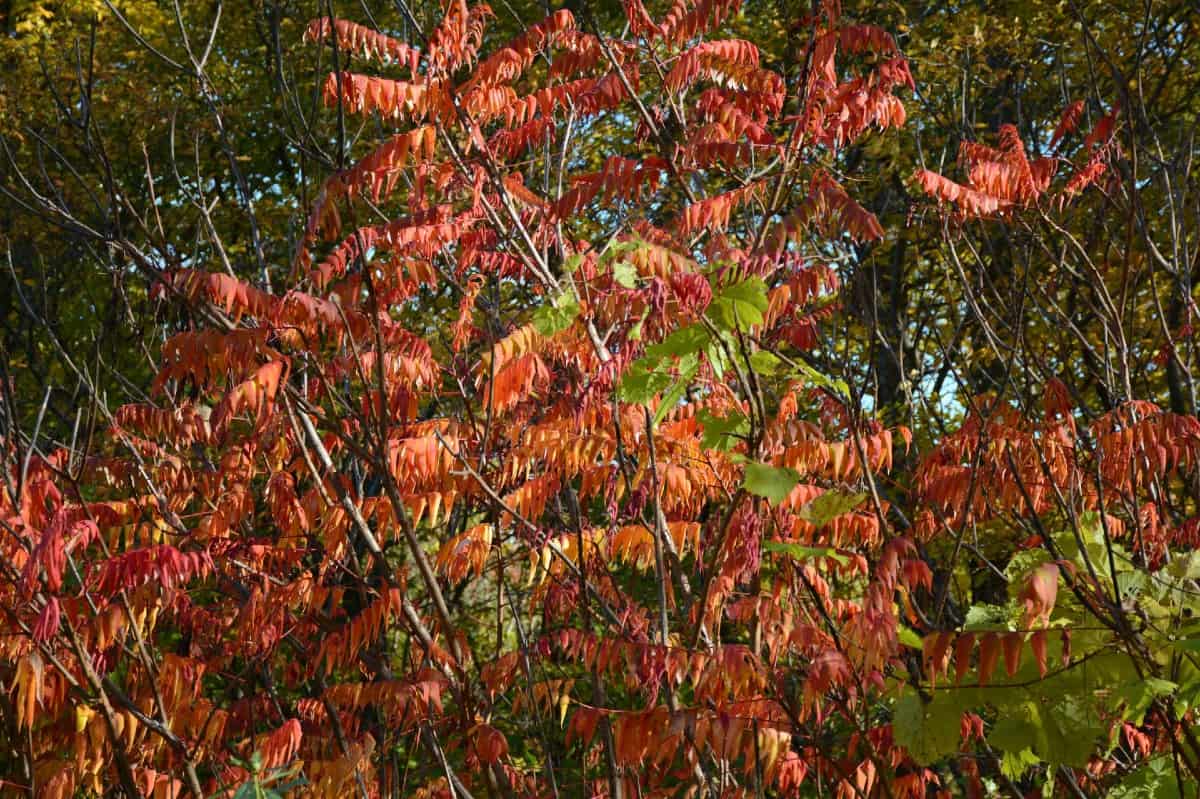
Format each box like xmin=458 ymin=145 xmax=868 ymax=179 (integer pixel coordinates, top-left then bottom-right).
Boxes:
xmin=796 ymin=490 xmax=868 ymax=527
xmin=743 ymin=462 xmax=801 ymax=505
xmin=653 ymin=364 xmax=697 ymax=426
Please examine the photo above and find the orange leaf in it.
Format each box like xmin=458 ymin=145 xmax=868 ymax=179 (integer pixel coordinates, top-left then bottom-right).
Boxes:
xmin=923 ymin=631 xmax=953 ymax=685
xmin=1003 ymin=632 xmax=1023 ymax=678
xmin=1030 ymin=630 xmax=1048 ymax=678
xmin=977 ymin=633 xmax=1001 ymax=687
xmin=954 ymin=633 xmax=975 ymax=685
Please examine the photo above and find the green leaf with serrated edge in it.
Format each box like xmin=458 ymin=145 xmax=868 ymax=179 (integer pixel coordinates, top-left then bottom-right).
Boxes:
xmin=998 ymin=747 xmax=1040 ymax=782
xmin=532 ymin=291 xmax=580 ymax=337
xmin=708 ymin=277 xmax=768 ymax=332
xmin=893 ymin=689 xmax=962 ymax=766
xmin=1110 ymin=756 xmax=1190 ymax=798
xmin=611 ymin=260 xmax=638 ymax=288
xmin=988 ymin=690 xmax=1102 ymax=769
xmin=697 ymin=408 xmax=749 ymax=451
xmin=620 ymin=326 xmax=705 ymax=404
xmin=989 ymin=715 xmax=1039 ymax=758
xmin=763 ymin=540 xmax=849 ymax=565
xmin=962 ymin=603 xmax=1008 ymax=630
xmin=622 ymin=348 xmax=697 ymax=407
xmin=796 ymin=491 xmax=868 ymax=527
xmin=646 ymin=324 xmax=709 ymax=360
xmin=1043 ymin=695 xmax=1106 ymax=767
xmin=705 ymin=334 xmax=730 ymax=379
xmin=601 ymin=239 xmax=641 ymax=261
xmin=720 ymin=276 xmax=768 ymax=312
xmin=618 ymin=359 xmax=673 ymax=404
xmin=748 ymin=349 xmax=782 ymax=375
xmin=793 ymin=361 xmax=850 ymax=398
xmin=1115 ymin=678 xmax=1177 ymax=724
xmin=742 ymin=462 xmax=800 ymax=505
xmin=653 ymin=362 xmax=698 ymax=426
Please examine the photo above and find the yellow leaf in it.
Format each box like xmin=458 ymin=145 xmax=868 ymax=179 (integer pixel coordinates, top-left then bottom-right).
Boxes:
xmin=75 ymin=704 xmax=95 ymax=733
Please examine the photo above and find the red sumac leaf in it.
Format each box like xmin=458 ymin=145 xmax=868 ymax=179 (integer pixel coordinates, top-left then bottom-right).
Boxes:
xmin=32 ymin=598 xmax=60 ymax=644
xmin=923 ymin=631 xmax=953 ymax=685
xmin=1003 ymin=632 xmax=1024 ymax=679
xmin=977 ymin=633 xmax=1001 ymax=687
xmin=472 ymin=723 xmax=509 ymax=764
xmin=1030 ymin=630 xmax=1048 ymax=678
xmin=954 ymin=633 xmax=975 ymax=685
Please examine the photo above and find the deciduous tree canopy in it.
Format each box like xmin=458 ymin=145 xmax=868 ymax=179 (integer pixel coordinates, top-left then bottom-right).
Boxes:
xmin=1 ymin=1 xmax=1199 ymax=797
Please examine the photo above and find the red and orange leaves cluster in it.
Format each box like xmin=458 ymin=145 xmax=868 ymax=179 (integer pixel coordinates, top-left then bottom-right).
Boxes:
xmin=914 ymin=104 xmax=1121 ymax=219
xmin=5 ymin=2 xmax=1184 ymax=799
